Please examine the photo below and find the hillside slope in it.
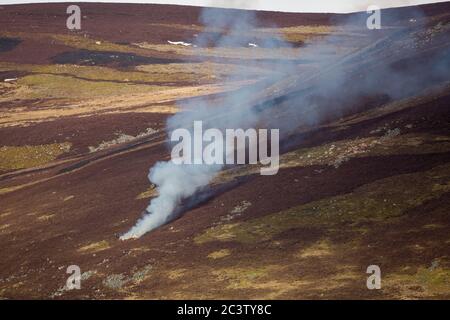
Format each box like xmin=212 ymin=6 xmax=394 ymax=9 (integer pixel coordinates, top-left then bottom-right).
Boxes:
xmin=0 ymin=2 xmax=449 ymax=299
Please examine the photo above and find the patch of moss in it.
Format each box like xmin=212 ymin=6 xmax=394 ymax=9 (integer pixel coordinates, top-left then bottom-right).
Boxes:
xmin=78 ymin=240 xmax=111 ymax=254
xmin=207 ymin=249 xmax=231 ymax=259
xmin=295 ymin=240 xmax=333 ymax=258
xmin=17 ymin=74 xmax=168 ymax=99
xmin=0 ymin=31 xmax=143 ymax=55
xmin=136 ymin=62 xmax=265 ymax=83
xmin=134 ymin=42 xmax=303 ymax=60
xmin=166 ymin=269 xmax=187 ymax=280
xmin=210 ymin=265 xmax=312 ymax=298
xmin=136 ymin=184 xmax=158 ymax=200
xmin=0 ymin=143 xmax=71 ymax=170
xmin=385 ymin=266 xmax=450 ymax=298
xmin=195 ymin=163 xmax=450 ymax=244
xmin=212 ymin=265 xmax=275 ymax=289
xmin=0 ymin=61 xmax=261 ymax=86
xmin=36 ymin=214 xmax=56 ymax=222
xmin=51 ymin=34 xmax=153 ymax=56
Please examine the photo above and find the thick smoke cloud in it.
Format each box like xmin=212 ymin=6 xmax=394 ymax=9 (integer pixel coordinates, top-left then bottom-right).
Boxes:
xmin=121 ymin=8 xmax=288 ymax=240
xmin=121 ymin=5 xmax=450 ymax=239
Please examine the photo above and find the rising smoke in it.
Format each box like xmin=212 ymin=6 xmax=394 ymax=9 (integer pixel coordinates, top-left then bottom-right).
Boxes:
xmin=121 ymin=5 xmax=450 ymax=240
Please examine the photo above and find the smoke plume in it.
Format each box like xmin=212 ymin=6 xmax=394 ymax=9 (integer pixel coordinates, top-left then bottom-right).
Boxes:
xmin=121 ymin=5 xmax=450 ymax=240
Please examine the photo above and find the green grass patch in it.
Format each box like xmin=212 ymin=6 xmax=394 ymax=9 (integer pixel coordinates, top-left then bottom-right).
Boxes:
xmin=195 ymin=163 xmax=450 ymax=244
xmin=17 ymin=73 xmax=169 ymax=99
xmin=0 ymin=143 xmax=71 ymax=170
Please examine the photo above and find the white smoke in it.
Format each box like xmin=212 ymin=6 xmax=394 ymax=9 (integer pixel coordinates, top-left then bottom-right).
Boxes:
xmin=121 ymin=5 xmax=450 ymax=240
xmin=120 ymin=9 xmax=285 ymax=240
xmin=120 ymin=161 xmax=219 ymax=239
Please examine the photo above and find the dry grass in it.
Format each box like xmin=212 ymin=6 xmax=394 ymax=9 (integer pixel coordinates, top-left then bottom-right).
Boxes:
xmin=384 ymin=266 xmax=450 ymax=299
xmin=207 ymin=249 xmax=231 ymax=259
xmin=36 ymin=214 xmax=56 ymax=222
xmin=78 ymin=240 xmax=111 ymax=253
xmin=0 ymin=81 xmax=246 ymax=127
xmin=0 ymin=61 xmax=262 ymax=85
xmin=0 ymin=143 xmax=71 ymax=170
xmin=134 ymin=42 xmax=303 ymax=60
xmin=136 ymin=185 xmax=158 ymax=200
xmin=295 ymin=240 xmax=333 ymax=259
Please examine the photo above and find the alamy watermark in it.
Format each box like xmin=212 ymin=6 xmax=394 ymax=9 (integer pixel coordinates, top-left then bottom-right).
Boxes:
xmin=66 ymin=5 xmax=81 ymax=30
xmin=367 ymin=5 xmax=381 ymax=30
xmin=170 ymin=121 xmax=280 ymax=175
xmin=66 ymin=265 xmax=81 ymax=290
xmin=366 ymin=265 xmax=381 ymax=290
